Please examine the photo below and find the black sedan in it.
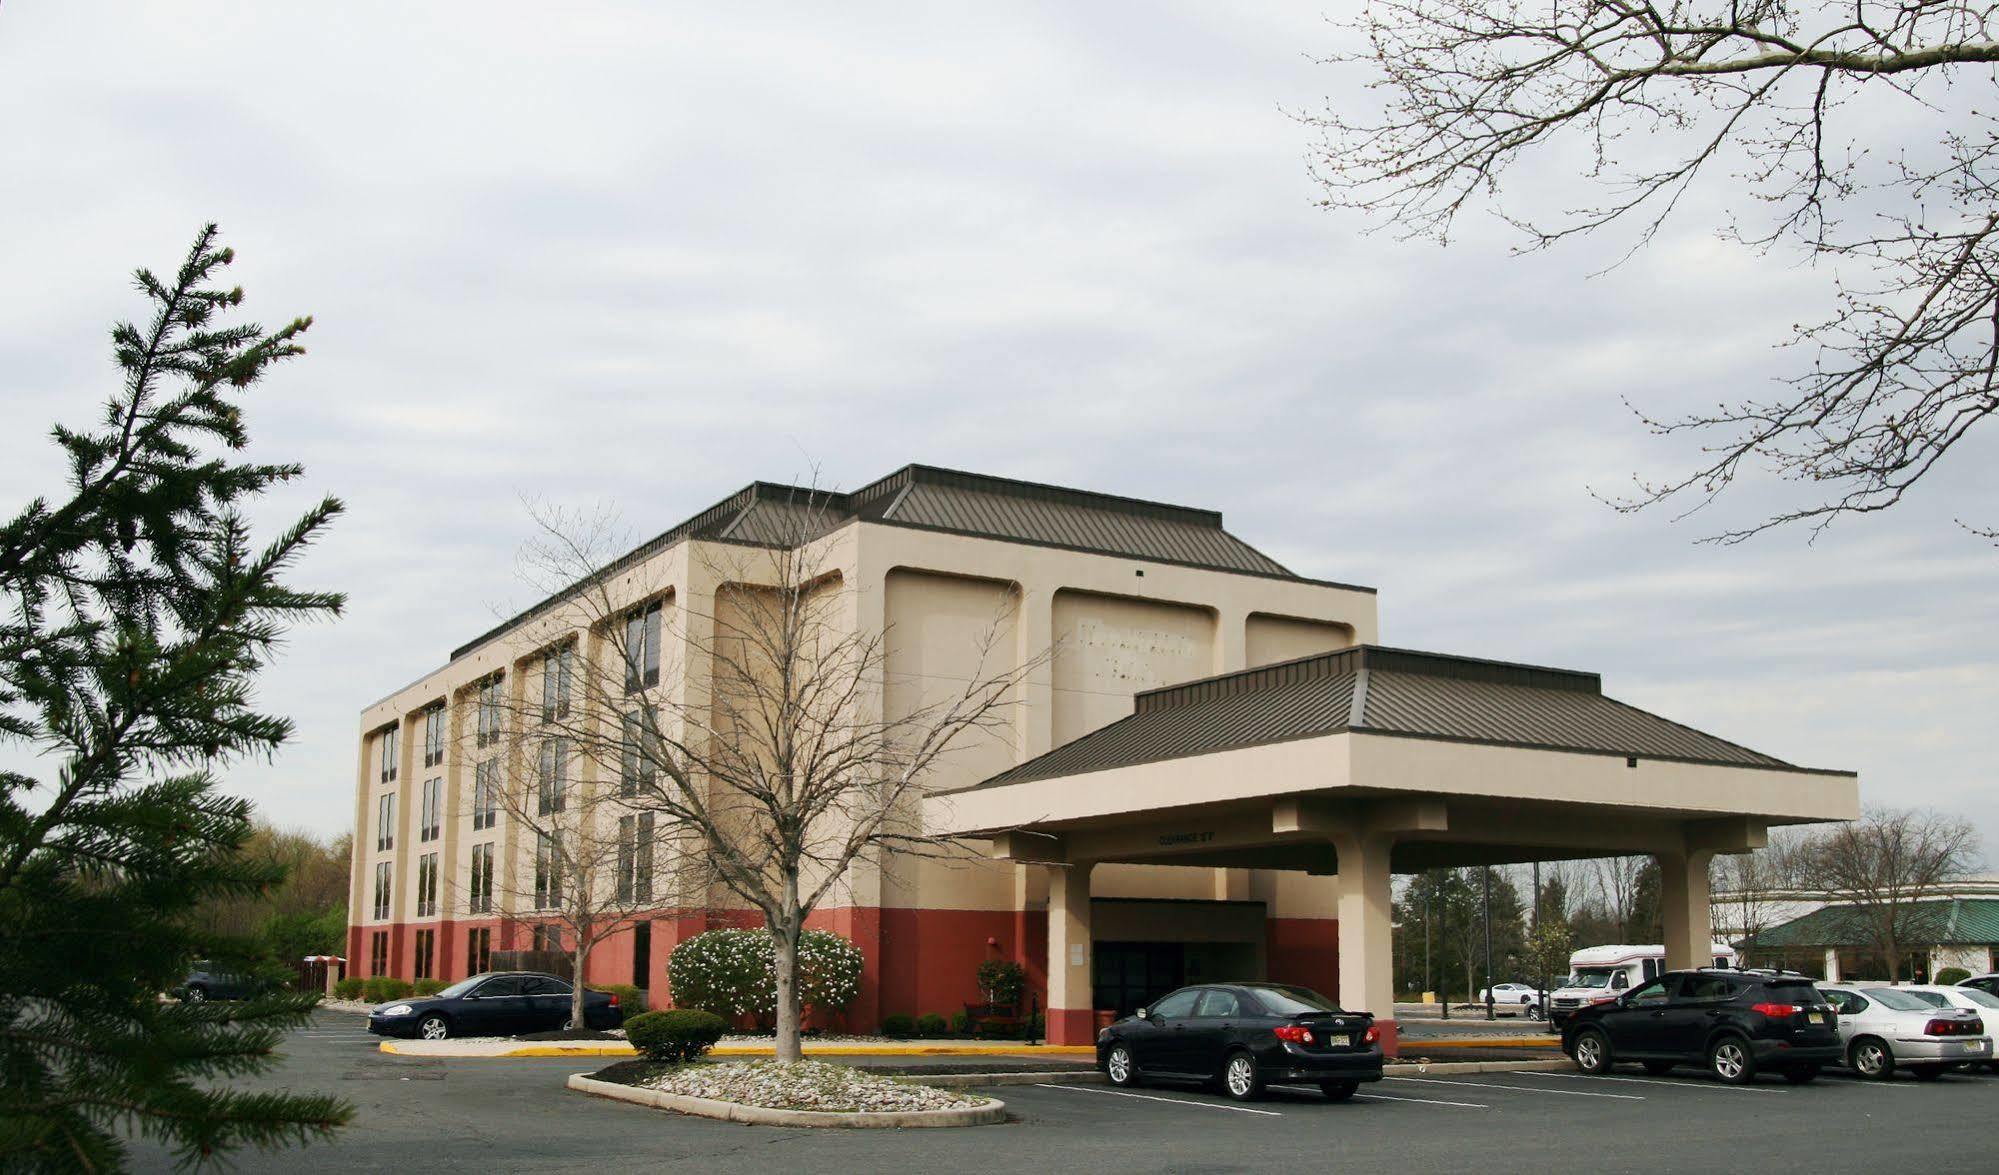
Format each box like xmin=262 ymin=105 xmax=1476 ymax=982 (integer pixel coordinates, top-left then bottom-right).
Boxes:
xmin=1096 ymin=982 xmax=1384 ymax=1102
xmin=180 ymin=961 xmax=262 ymax=1002
xmin=366 ymin=971 xmax=622 ymax=1040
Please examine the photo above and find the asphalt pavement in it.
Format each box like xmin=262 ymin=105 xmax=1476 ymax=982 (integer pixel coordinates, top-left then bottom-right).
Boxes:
xmin=123 ymin=1010 xmax=1997 ymax=1174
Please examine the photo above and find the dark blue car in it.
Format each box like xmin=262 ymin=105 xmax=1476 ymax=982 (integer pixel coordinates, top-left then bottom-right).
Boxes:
xmin=180 ymin=961 xmax=261 ymax=1003
xmin=367 ymin=971 xmax=621 ymax=1040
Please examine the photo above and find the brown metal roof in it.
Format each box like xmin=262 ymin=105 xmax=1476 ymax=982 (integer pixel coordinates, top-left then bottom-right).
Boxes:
xmin=448 ymin=465 xmax=1358 ymax=662
xmin=965 ymin=645 xmax=1837 ymax=791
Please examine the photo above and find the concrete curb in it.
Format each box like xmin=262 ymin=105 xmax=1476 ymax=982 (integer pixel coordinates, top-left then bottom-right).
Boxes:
xmin=382 ymin=1039 xmax=1096 ymax=1059
xmin=916 ymin=1070 xmax=1105 ymax=1088
xmin=566 ymin=1072 xmax=1008 ymax=1128
xmin=1407 ymin=1037 xmax=1561 ymax=1049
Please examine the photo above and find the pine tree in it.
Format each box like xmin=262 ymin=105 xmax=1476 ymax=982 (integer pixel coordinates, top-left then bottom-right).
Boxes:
xmin=0 ymin=226 xmax=353 ymax=1170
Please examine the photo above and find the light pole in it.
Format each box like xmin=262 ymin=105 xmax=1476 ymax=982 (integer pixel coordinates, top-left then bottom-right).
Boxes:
xmin=1482 ymin=865 xmax=1495 ymax=1021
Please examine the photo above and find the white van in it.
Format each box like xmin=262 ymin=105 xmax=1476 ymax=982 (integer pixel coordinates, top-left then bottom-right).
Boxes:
xmin=1545 ymin=943 xmax=1738 ymax=1027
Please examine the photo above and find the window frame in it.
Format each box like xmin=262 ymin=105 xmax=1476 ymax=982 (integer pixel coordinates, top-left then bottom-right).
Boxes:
xmin=625 ymin=602 xmax=662 ymax=693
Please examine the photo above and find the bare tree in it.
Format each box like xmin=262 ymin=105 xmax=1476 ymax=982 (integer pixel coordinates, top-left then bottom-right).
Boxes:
xmin=1305 ymin=0 xmax=1999 ymax=541
xmin=1590 ymin=855 xmax=1648 ymax=941
xmin=1710 ymin=829 xmax=1803 ymax=964
xmin=513 ymin=489 xmax=1044 ymax=1061
xmin=1795 ymin=807 xmax=1982 ymax=980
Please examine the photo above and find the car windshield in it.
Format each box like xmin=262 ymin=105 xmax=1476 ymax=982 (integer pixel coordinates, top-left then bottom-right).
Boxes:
xmin=1569 ymin=970 xmax=1616 ymax=989
xmin=435 ymin=976 xmax=486 ymax=999
xmin=1252 ymin=985 xmax=1341 ymax=1014
xmin=1861 ymin=988 xmax=1935 ymax=1012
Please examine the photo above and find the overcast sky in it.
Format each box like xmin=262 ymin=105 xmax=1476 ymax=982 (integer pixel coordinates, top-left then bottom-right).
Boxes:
xmin=3 ymin=3 xmax=1994 ymax=856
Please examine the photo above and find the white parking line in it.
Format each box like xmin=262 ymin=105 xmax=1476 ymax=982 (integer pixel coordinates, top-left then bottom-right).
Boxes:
xmin=1353 ymin=1092 xmax=1488 ymax=1109
xmin=1388 ymin=1076 xmax=1642 ymax=1100
xmin=1029 ymin=1084 xmax=1284 ymax=1116
xmin=1518 ymin=1071 xmax=1788 ymax=1094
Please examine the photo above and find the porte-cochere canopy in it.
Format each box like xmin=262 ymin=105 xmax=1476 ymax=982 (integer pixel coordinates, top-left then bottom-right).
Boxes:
xmin=925 ymin=645 xmax=1858 ymax=1046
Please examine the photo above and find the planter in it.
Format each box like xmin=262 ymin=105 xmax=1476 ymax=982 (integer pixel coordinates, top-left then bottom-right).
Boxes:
xmin=567 ymin=1073 xmax=1007 ymax=1128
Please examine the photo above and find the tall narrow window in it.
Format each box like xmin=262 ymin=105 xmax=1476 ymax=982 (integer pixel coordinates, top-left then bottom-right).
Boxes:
xmin=419 ymin=777 xmax=441 ymax=843
xmin=423 ymin=705 xmax=446 ymax=768
xmin=417 ymin=852 xmax=438 ymax=917
xmin=466 ymin=927 xmax=492 ymax=975
xmin=369 ymin=930 xmax=388 ymax=976
xmin=413 ymin=929 xmax=435 ymax=980
xmin=619 ymin=710 xmax=659 ymax=797
xmin=476 ymin=674 xmax=504 ymax=748
xmin=473 ymin=759 xmax=498 ymax=830
xmin=636 ymin=813 xmax=654 ymax=902
xmin=469 ymin=842 xmax=494 ymax=913
xmin=542 ymin=644 xmax=573 ymax=722
xmin=537 ymin=738 xmax=566 ymax=815
xmin=617 ymin=813 xmax=656 ymax=903
xmin=376 ymin=793 xmax=395 ymax=852
xmin=373 ymin=860 xmax=391 ymax=920
xmin=624 ymin=602 xmax=661 ymax=692
xmin=534 ymin=832 xmax=562 ymax=910
xmin=617 ymin=816 xmax=635 ymax=902
xmin=379 ymin=725 xmax=399 ymax=783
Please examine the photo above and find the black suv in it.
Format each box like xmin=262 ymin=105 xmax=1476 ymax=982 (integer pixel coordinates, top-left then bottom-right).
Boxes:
xmin=1561 ymin=968 xmax=1842 ymax=1085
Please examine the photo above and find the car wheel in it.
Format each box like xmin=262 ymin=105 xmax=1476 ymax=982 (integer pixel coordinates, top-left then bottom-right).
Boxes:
xmin=1572 ymin=1029 xmax=1613 ymax=1075
xmin=1642 ymin=1060 xmax=1675 ymax=1076
xmin=418 ymin=1014 xmax=451 ymax=1041
xmin=1911 ymin=1065 xmax=1944 ymax=1082
xmin=1850 ymin=1037 xmax=1895 ymax=1081
xmin=1221 ymin=1050 xmax=1266 ymax=1101
xmin=1319 ymin=1079 xmax=1359 ymax=1102
xmin=1783 ymin=1064 xmax=1821 ymax=1085
xmin=1709 ymin=1036 xmax=1756 ymax=1085
xmin=184 ymin=986 xmax=207 ymax=1004
xmin=1104 ymin=1044 xmax=1140 ymax=1088
xmin=1526 ymin=1004 xmax=1544 ymax=1022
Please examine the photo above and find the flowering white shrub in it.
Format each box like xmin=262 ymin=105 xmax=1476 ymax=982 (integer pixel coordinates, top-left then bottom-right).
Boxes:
xmin=666 ymin=928 xmax=865 ymax=1020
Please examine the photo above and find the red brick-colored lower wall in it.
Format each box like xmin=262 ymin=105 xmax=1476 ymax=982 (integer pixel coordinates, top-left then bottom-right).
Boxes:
xmin=1265 ymin=916 xmax=1340 ymax=1004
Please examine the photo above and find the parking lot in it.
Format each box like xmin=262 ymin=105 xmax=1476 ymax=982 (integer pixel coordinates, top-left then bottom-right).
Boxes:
xmin=125 ymin=1011 xmax=1997 ymax=1174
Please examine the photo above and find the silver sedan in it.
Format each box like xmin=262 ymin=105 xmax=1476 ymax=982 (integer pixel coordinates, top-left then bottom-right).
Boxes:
xmin=1818 ymin=984 xmax=1991 ymax=1080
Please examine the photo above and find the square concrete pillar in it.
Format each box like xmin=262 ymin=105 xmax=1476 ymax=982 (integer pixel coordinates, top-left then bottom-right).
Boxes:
xmin=1659 ymin=849 xmax=1718 ymax=971
xmin=1823 ymin=947 xmax=1841 ymax=982
xmin=1332 ymin=831 xmax=1396 ymax=1051
xmin=1047 ymin=861 xmax=1096 ymax=1045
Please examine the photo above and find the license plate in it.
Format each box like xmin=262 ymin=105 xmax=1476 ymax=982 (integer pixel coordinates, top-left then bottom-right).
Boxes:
xmin=1968 ymin=1040 xmax=1988 ymax=1052
xmin=1337 ymin=1033 xmax=1355 ymax=1048
xmin=1808 ymin=1011 xmax=1829 ymax=1024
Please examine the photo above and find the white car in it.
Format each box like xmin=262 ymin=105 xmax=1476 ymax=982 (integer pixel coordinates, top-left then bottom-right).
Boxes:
xmin=1476 ymin=982 xmax=1543 ymax=1016
xmin=1818 ymin=984 xmax=1991 ymax=1080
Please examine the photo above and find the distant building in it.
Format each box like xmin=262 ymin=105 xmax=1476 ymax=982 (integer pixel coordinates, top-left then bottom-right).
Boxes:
xmin=1718 ymin=876 xmax=1999 ymax=980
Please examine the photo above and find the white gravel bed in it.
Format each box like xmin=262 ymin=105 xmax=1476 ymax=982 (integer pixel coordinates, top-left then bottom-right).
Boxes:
xmin=641 ymin=1060 xmax=983 ymax=1113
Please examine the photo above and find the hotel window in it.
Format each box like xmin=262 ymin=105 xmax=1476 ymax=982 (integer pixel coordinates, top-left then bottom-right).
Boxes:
xmin=476 ymin=673 xmax=505 ymax=748
xmin=533 ymin=923 xmax=563 ymax=953
xmin=372 ymin=861 xmax=391 ymax=920
xmin=417 ymin=852 xmax=438 ymax=917
xmin=536 ymin=737 xmax=567 ymax=816
xmin=466 ymin=926 xmax=492 ymax=975
xmin=419 ymin=777 xmax=442 ymax=843
xmin=413 ymin=929 xmax=436 ymax=980
xmin=541 ymin=644 xmax=574 ymax=722
xmin=473 ymin=759 xmax=499 ymax=830
xmin=618 ymin=813 xmax=655 ymax=903
xmin=468 ymin=842 xmax=494 ymax=913
xmin=376 ymin=793 xmax=395 ymax=851
xmin=378 ymin=724 xmax=399 ymax=784
xmin=534 ymin=832 xmax=563 ymax=910
xmin=369 ymin=930 xmax=388 ymax=976
xmin=620 ymin=709 xmax=660 ymax=798
xmin=422 ymin=704 xmax=446 ymax=768
xmin=624 ymin=602 xmax=661 ymax=692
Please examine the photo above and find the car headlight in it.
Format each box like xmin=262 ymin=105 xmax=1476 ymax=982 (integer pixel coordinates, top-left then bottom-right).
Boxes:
xmin=379 ymin=1004 xmax=414 ymax=1017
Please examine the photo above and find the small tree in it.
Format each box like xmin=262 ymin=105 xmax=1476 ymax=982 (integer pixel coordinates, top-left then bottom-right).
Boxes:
xmin=0 ymin=226 xmax=351 ymax=1167
xmin=1795 ymin=808 xmax=1981 ymax=981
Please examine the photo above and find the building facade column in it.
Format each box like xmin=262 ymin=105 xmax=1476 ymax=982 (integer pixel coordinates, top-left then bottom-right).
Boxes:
xmin=1046 ymin=860 xmax=1096 ymax=1045
xmin=1823 ymin=947 xmax=1841 ymax=982
xmin=1332 ymin=830 xmax=1398 ymax=1055
xmin=1659 ymin=849 xmax=1718 ymax=971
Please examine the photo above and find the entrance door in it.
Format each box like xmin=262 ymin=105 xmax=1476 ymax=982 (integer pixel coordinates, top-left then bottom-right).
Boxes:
xmin=1094 ymin=942 xmax=1185 ymax=1018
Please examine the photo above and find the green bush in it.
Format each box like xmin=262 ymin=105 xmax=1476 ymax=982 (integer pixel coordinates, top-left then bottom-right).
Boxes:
xmin=589 ymin=984 xmax=646 ymax=1022
xmin=362 ymin=976 xmax=413 ymax=1003
xmin=1936 ymin=966 xmax=1972 ymax=986
xmin=881 ymin=1013 xmax=916 ymax=1038
xmin=625 ymin=1009 xmax=728 ymax=1063
xmin=915 ymin=1012 xmax=947 ymax=1037
xmin=976 ymin=959 xmax=1026 ymax=1007
xmin=413 ymin=979 xmax=447 ymax=996
xmin=949 ymin=1010 xmax=973 ymax=1036
xmin=333 ymin=977 xmax=366 ymax=1001
xmin=665 ymin=928 xmax=865 ymax=1020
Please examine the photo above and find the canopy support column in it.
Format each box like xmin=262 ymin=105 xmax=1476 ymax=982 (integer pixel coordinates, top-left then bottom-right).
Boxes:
xmin=1660 ymin=848 xmax=1718 ymax=972
xmin=1046 ymin=860 xmax=1097 ymax=1046
xmin=1332 ymin=829 xmax=1398 ymax=1054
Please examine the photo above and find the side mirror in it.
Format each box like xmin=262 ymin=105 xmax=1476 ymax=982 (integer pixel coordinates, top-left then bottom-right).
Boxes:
xmin=1135 ymin=1007 xmax=1149 ymax=1020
